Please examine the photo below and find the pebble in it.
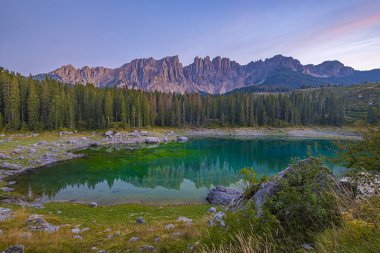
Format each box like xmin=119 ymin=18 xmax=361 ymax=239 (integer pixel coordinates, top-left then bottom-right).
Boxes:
xmin=136 ymin=217 xmax=145 ymax=224
xmin=208 ymin=207 xmax=216 ymax=213
xmin=165 ymin=224 xmax=175 ymax=230
xmin=129 ymin=236 xmax=139 ymax=242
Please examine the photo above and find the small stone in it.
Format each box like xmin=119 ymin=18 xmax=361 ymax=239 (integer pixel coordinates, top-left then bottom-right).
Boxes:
xmin=129 ymin=236 xmax=139 ymax=242
xmin=71 ymin=228 xmax=81 ymax=233
xmin=136 ymin=217 xmax=145 ymax=224
xmin=165 ymin=224 xmax=175 ymax=230
xmin=145 ymin=137 xmax=160 ymax=144
xmin=176 ymin=216 xmax=192 ymax=224
xmin=104 ymin=130 xmax=114 ymax=137
xmin=1 ymin=187 xmax=14 ymax=192
xmin=154 ymin=236 xmax=161 ymax=242
xmin=91 ymin=247 xmax=98 ymax=251
xmin=208 ymin=207 xmax=216 ymax=213
xmin=103 ymin=228 xmax=112 ymax=232
xmin=73 ymin=235 xmax=83 ymax=240
xmin=300 ymin=243 xmax=315 ymax=251
xmin=81 ymin=227 xmax=90 ymax=233
xmin=7 ymin=181 xmax=16 ymax=186
xmin=2 ymin=245 xmax=24 ymax=253
xmin=89 ymin=202 xmax=98 ymax=208
xmin=115 ymin=230 xmax=121 ymax=235
xmin=97 ymin=251 xmax=105 ymax=253
xmin=139 ymin=245 xmax=155 ymax=252
xmin=176 ymin=136 xmax=188 ymax=142
xmin=107 ymin=234 xmax=114 ymax=239
xmin=0 ymin=207 xmax=14 ymax=221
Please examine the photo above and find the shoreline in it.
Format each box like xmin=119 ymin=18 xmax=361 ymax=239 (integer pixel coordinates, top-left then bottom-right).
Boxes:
xmin=0 ymin=127 xmax=360 ymax=181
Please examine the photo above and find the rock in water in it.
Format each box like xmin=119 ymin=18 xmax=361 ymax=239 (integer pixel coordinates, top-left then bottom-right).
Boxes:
xmin=26 ymin=214 xmax=59 ymax=232
xmin=2 ymin=245 xmax=24 ymax=253
xmin=206 ymin=186 xmax=242 ymax=205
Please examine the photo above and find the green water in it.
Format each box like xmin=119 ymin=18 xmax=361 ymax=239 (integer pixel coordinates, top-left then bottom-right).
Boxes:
xmin=13 ymin=137 xmax=345 ymax=205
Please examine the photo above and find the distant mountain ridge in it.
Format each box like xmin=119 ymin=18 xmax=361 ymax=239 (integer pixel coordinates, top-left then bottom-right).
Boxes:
xmin=34 ymin=55 xmax=380 ymax=94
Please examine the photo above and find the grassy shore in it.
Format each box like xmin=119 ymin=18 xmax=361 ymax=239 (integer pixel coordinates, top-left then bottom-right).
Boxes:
xmin=0 ymin=202 xmax=212 ymax=252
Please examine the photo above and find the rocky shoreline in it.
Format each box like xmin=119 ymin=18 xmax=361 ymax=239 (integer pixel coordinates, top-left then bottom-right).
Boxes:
xmin=0 ymin=130 xmax=187 ymax=182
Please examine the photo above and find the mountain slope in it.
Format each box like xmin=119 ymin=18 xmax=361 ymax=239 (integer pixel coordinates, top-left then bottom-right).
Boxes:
xmin=35 ymin=55 xmax=380 ymax=94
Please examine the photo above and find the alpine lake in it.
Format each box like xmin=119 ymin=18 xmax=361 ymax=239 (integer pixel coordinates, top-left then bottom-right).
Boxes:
xmin=12 ymin=137 xmax=346 ymax=205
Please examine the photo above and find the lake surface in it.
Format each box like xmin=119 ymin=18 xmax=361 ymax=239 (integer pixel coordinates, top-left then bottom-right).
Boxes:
xmin=13 ymin=137 xmax=345 ymax=205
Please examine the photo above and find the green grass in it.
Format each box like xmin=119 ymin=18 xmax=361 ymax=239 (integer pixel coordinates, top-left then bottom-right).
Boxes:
xmin=0 ymin=202 xmax=212 ymax=252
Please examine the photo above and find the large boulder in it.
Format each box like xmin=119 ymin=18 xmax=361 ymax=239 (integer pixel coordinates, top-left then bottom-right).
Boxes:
xmin=230 ymin=158 xmax=344 ymax=213
xmin=207 ymin=186 xmax=243 ymax=205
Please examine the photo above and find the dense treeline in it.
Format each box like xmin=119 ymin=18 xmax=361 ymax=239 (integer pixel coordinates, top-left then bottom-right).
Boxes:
xmin=0 ymin=68 xmax=374 ymax=131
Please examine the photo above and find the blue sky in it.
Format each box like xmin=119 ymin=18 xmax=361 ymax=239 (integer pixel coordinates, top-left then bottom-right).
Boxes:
xmin=1 ymin=0 xmax=380 ymax=75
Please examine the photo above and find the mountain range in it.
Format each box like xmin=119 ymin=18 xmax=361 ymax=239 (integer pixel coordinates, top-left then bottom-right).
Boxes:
xmin=34 ymin=55 xmax=380 ymax=94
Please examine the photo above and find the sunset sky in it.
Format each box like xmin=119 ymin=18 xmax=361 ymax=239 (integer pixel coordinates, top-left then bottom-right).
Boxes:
xmin=1 ymin=0 xmax=380 ymax=75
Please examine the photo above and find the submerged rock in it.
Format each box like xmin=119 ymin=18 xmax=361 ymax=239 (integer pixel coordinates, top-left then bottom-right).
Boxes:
xmin=206 ymin=186 xmax=242 ymax=205
xmin=26 ymin=214 xmax=59 ymax=232
xmin=2 ymin=245 xmax=24 ymax=253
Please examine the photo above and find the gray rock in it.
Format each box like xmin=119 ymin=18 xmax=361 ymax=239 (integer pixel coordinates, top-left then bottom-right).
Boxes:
xmin=208 ymin=211 xmax=226 ymax=227
xmin=7 ymin=181 xmax=16 ymax=186
xmin=26 ymin=214 xmax=59 ymax=232
xmin=104 ymin=130 xmax=114 ymax=137
xmin=139 ymin=245 xmax=155 ymax=252
xmin=176 ymin=136 xmax=188 ymax=142
xmin=154 ymin=236 xmax=161 ymax=242
xmin=0 ymin=153 xmax=11 ymax=159
xmin=2 ymin=163 xmax=21 ymax=170
xmin=165 ymin=223 xmax=175 ymax=229
xmin=176 ymin=216 xmax=192 ymax=224
xmin=73 ymin=235 xmax=83 ymax=240
xmin=1 ymin=187 xmax=14 ymax=192
xmin=97 ymin=250 xmax=105 ymax=253
xmin=0 ymin=207 xmax=14 ymax=221
xmin=300 ymin=243 xmax=315 ymax=251
xmin=145 ymin=137 xmax=160 ymax=144
xmin=129 ymin=236 xmax=139 ymax=242
xmin=12 ymin=149 xmax=22 ymax=154
xmin=89 ymin=202 xmax=98 ymax=208
xmin=136 ymin=217 xmax=145 ymax=224
xmin=208 ymin=207 xmax=216 ymax=213
xmin=140 ymin=131 xmax=149 ymax=136
xmin=206 ymin=186 xmax=242 ymax=205
xmin=71 ymin=228 xmax=81 ymax=233
xmin=2 ymin=245 xmax=24 ymax=253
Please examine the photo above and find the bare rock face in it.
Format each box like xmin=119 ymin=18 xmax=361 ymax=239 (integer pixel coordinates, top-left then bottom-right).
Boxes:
xmin=35 ymin=55 xmax=380 ymax=94
xmin=206 ymin=186 xmax=243 ymax=205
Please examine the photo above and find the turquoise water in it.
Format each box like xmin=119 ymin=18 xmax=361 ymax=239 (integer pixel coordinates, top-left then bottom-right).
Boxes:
xmin=13 ymin=137 xmax=345 ymax=205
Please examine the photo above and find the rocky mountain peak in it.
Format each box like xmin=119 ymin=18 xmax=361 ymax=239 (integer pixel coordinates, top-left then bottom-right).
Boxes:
xmin=35 ymin=55 xmax=380 ymax=94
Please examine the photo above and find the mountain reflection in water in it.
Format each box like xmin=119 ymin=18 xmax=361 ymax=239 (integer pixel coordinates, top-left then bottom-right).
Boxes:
xmin=13 ymin=138 xmax=345 ymax=204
